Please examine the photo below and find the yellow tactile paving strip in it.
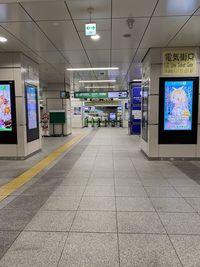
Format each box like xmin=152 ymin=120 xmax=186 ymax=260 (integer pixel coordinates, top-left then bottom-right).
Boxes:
xmin=0 ymin=132 xmax=87 ymax=202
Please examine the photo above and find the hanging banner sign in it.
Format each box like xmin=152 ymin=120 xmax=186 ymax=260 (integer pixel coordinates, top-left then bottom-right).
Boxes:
xmin=163 ymin=49 xmax=197 ymax=75
xmin=85 ymin=100 xmax=119 ymax=106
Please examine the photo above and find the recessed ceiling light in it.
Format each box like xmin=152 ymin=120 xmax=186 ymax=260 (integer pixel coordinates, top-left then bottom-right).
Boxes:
xmin=123 ymin=33 xmax=131 ymax=38
xmin=79 ymin=80 xmax=116 ymax=83
xmin=90 ymin=34 xmax=100 ymax=41
xmin=67 ymin=67 xmax=119 ymax=71
xmin=0 ymin=36 xmax=7 ymax=43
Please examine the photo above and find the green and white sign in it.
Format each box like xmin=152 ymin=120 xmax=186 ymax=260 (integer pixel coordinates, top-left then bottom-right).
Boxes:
xmin=74 ymin=92 xmax=107 ymax=99
xmin=85 ymin=23 xmax=96 ymax=36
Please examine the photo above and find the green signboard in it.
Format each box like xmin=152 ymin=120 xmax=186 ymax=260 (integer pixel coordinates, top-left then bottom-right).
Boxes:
xmin=74 ymin=91 xmax=128 ymax=99
xmin=49 ymin=111 xmax=66 ymax=124
xmin=74 ymin=92 xmax=108 ymax=99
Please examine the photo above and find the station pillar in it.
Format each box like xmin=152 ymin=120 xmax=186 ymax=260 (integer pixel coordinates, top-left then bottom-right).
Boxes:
xmin=141 ymin=47 xmax=200 ymax=160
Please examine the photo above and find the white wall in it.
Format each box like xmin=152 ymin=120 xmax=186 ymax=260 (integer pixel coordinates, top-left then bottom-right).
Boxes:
xmin=43 ymin=83 xmax=71 ymax=136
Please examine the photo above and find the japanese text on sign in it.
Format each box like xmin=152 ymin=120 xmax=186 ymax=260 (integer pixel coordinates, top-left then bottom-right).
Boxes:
xmin=163 ymin=50 xmax=196 ymax=75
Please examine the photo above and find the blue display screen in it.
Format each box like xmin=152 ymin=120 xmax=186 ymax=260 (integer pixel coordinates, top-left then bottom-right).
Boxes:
xmin=164 ymin=80 xmax=193 ymax=131
xmin=26 ymin=86 xmax=37 ymax=130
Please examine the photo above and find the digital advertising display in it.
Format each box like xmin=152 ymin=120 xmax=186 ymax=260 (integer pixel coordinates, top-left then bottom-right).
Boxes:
xmin=0 ymin=84 xmax=12 ymax=131
xmin=25 ymin=84 xmax=39 ymax=142
xmin=0 ymin=81 xmax=17 ymax=144
xmin=164 ymin=81 xmax=193 ymax=131
xmin=159 ymin=77 xmax=199 ymax=144
xmin=27 ymin=86 xmax=37 ymax=130
xmin=109 ymin=113 xmax=116 ymax=120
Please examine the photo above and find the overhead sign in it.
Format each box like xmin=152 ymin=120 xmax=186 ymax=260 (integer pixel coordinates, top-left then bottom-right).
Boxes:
xmin=108 ymin=91 xmax=128 ymax=98
xmin=85 ymin=23 xmax=96 ymax=36
xmin=85 ymin=99 xmax=119 ymax=106
xmin=74 ymin=91 xmax=128 ymax=99
xmin=163 ymin=49 xmax=197 ymax=76
xmin=74 ymin=92 xmax=107 ymax=99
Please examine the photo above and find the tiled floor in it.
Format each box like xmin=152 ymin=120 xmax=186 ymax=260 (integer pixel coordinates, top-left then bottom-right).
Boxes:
xmin=1 ymin=128 xmax=200 ymax=266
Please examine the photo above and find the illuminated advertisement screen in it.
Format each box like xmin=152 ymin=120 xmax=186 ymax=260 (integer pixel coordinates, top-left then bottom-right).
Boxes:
xmin=109 ymin=113 xmax=116 ymax=120
xmin=0 ymin=84 xmax=12 ymax=131
xmin=25 ymin=84 xmax=39 ymax=142
xmin=164 ymin=81 xmax=193 ymax=131
xmin=26 ymin=86 xmax=37 ymax=130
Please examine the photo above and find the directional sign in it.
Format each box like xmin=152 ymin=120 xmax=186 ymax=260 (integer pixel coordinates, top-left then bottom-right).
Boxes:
xmin=85 ymin=23 xmax=96 ymax=36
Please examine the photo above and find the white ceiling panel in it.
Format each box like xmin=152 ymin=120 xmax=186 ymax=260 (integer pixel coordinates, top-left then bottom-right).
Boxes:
xmin=87 ymin=49 xmax=110 ymax=63
xmin=67 ymin=0 xmax=111 ymax=20
xmin=23 ymin=50 xmax=43 ymax=63
xmin=140 ymin=16 xmax=189 ymax=48
xmin=36 ymin=51 xmax=69 ymax=64
xmin=62 ymin=50 xmax=89 ymax=64
xmin=193 ymin=7 xmax=200 ymax=15
xmin=38 ymin=20 xmax=82 ymax=50
xmin=0 ymin=21 xmax=55 ymax=51
xmin=79 ymin=31 xmax=110 ymax=50
xmin=0 ymin=3 xmax=31 ymax=22
xmin=128 ymin=63 xmax=142 ymax=81
xmin=0 ymin=25 xmax=33 ymax=51
xmin=21 ymin=1 xmax=70 ymax=21
xmin=169 ymin=15 xmax=200 ymax=46
xmin=133 ymin=48 xmax=148 ymax=62
xmin=74 ymin=19 xmax=111 ymax=32
xmin=112 ymin=49 xmax=136 ymax=63
xmin=112 ymin=0 xmax=158 ymax=18
xmin=154 ymin=0 xmax=200 ymax=16
xmin=112 ymin=18 xmax=148 ymax=49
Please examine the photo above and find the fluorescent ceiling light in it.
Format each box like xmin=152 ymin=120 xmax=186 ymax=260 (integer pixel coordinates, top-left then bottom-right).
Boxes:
xmin=85 ymin=86 xmax=116 ymax=89
xmin=132 ymin=79 xmax=142 ymax=82
xmin=67 ymin=67 xmax=119 ymax=71
xmin=90 ymin=34 xmax=100 ymax=40
xmin=79 ymin=80 xmax=116 ymax=83
xmin=0 ymin=36 xmax=7 ymax=43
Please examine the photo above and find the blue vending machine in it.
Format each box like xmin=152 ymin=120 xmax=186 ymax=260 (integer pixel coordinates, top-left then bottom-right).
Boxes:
xmin=129 ymin=81 xmax=142 ymax=135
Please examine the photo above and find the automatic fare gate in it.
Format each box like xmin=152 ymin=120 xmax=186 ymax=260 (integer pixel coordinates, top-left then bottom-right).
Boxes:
xmin=129 ymin=81 xmax=142 ymax=135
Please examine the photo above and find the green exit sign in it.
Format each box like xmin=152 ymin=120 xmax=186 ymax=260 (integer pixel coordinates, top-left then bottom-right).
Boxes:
xmin=85 ymin=23 xmax=96 ymax=36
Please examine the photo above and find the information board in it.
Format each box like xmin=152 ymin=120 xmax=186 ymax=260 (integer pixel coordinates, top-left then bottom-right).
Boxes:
xmin=108 ymin=91 xmax=128 ymax=99
xmin=74 ymin=91 xmax=128 ymax=99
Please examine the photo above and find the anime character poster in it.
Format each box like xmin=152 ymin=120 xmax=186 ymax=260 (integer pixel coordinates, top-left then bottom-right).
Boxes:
xmin=164 ymin=81 xmax=193 ymax=130
xmin=0 ymin=84 xmax=12 ymax=131
xmin=26 ymin=86 xmax=37 ymax=130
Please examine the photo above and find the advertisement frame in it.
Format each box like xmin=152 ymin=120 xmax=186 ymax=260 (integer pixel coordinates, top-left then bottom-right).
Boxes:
xmin=159 ymin=77 xmax=199 ymax=144
xmin=25 ymin=83 xmax=39 ymax=143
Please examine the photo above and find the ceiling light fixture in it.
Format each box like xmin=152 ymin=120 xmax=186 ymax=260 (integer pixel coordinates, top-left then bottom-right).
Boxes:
xmin=132 ymin=79 xmax=142 ymax=82
xmin=91 ymin=34 xmax=100 ymax=41
xmin=67 ymin=67 xmax=119 ymax=71
xmin=85 ymin=86 xmax=116 ymax=89
xmin=0 ymin=36 xmax=7 ymax=43
xmin=79 ymin=80 xmax=116 ymax=83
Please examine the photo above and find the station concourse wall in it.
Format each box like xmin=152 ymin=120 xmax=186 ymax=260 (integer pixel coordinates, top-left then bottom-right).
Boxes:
xmin=43 ymin=83 xmax=71 ymax=136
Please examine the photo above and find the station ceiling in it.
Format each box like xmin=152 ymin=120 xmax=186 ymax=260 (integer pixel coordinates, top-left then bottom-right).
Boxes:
xmin=0 ymin=0 xmax=199 ymax=90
